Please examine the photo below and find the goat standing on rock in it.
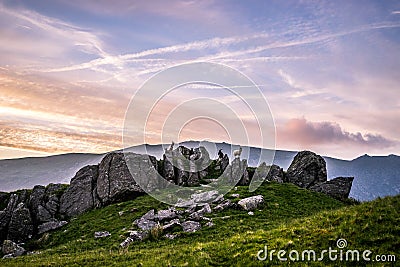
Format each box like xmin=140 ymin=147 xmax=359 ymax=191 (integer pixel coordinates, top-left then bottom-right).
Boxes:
xmin=233 ymin=147 xmax=242 ymax=158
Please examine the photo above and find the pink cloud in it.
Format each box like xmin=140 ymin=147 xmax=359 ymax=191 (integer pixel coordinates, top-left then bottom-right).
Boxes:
xmin=278 ymin=117 xmax=396 ymax=148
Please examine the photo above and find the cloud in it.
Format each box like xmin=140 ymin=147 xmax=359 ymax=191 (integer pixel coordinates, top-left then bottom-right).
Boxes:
xmin=392 ymin=11 xmax=400 ymax=14
xmin=278 ymin=118 xmax=396 ymax=148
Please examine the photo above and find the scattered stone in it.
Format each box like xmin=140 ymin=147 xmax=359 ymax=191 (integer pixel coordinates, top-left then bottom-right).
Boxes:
xmin=181 ymin=221 xmax=201 ymax=233
xmin=120 ymin=237 xmax=133 ymax=248
xmin=141 ymin=209 xmax=155 ymax=221
xmin=2 ymin=240 xmax=26 ymax=257
xmin=157 ymin=208 xmax=177 ymax=221
xmin=164 ymin=233 xmax=177 ymax=240
xmin=286 ymin=151 xmax=327 ymax=188
xmin=214 ymin=199 xmax=233 ymax=212
xmin=129 ymin=230 xmax=148 ymax=241
xmin=205 ymin=221 xmax=214 ymax=227
xmin=134 ymin=218 xmax=157 ymax=231
xmin=162 ymin=219 xmax=181 ymax=231
xmin=118 ymin=211 xmax=124 ymax=216
xmin=248 ymin=211 xmax=254 ymax=216
xmin=230 ymin=194 xmax=240 ymax=198
xmin=238 ymin=195 xmax=264 ymax=211
xmin=310 ymin=177 xmax=354 ymax=200
xmin=94 ymin=231 xmax=111 ymax=238
xmin=38 ymin=220 xmax=68 ymax=235
xmin=189 ymin=204 xmax=212 ymax=220
xmin=2 ymin=254 xmax=13 ymax=259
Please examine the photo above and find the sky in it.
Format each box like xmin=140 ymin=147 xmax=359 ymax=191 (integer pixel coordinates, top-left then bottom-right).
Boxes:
xmin=0 ymin=0 xmax=399 ymax=160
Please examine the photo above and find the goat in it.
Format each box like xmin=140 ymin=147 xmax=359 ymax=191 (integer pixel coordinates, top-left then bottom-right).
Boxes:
xmin=233 ymin=147 xmax=242 ymax=158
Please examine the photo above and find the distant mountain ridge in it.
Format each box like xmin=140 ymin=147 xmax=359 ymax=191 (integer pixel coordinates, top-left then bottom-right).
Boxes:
xmin=0 ymin=142 xmax=398 ymax=201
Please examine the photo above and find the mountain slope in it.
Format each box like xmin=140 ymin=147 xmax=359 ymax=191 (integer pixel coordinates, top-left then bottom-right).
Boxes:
xmin=1 ymin=182 xmax=398 ymax=266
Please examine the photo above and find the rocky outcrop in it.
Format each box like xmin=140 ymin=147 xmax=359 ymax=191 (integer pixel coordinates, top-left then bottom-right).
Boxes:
xmin=286 ymin=151 xmax=327 ymax=188
xmin=310 ymin=177 xmax=354 ymax=200
xmin=162 ymin=146 xmax=210 ymax=187
xmin=60 ymin=165 xmax=99 ymax=218
xmin=96 ymin=153 xmax=146 ymax=205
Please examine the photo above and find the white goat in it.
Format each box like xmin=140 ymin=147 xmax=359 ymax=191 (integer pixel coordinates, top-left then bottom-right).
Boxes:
xmin=233 ymin=147 xmax=242 ymax=158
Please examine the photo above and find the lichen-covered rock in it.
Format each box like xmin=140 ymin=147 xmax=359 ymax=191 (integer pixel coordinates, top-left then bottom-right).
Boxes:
xmin=310 ymin=177 xmax=354 ymax=200
xmin=238 ymin=195 xmax=264 ymax=211
xmin=214 ymin=199 xmax=233 ymax=212
xmin=286 ymin=151 xmax=327 ymax=188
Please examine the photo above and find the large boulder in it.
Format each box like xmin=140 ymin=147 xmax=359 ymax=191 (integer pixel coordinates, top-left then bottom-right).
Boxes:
xmin=97 ymin=153 xmax=151 ymax=205
xmin=286 ymin=151 xmax=327 ymax=188
xmin=7 ymin=203 xmax=33 ymax=243
xmin=310 ymin=177 xmax=354 ymax=200
xmin=60 ymin=165 xmax=99 ymax=218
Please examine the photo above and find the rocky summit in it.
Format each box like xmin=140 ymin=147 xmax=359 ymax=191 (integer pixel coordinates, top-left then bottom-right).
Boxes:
xmin=0 ymin=146 xmax=354 ymax=257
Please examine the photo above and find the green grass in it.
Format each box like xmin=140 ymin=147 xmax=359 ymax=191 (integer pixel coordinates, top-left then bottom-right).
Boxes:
xmin=1 ymin=182 xmax=398 ymax=266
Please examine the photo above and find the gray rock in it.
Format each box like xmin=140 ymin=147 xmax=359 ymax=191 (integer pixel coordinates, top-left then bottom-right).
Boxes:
xmin=7 ymin=204 xmax=33 ymax=243
xmin=248 ymin=211 xmax=254 ymax=215
xmin=181 ymin=221 xmax=201 ymax=233
xmin=266 ymin=164 xmax=285 ymax=183
xmin=97 ymin=153 xmax=155 ymax=205
xmin=164 ymin=233 xmax=177 ymax=240
xmin=120 ymin=237 xmax=133 ymax=248
xmin=230 ymin=193 xmax=240 ymax=198
xmin=134 ymin=218 xmax=157 ymax=231
xmin=310 ymin=177 xmax=354 ymax=200
xmin=157 ymin=208 xmax=177 ymax=221
xmin=2 ymin=239 xmax=26 ymax=257
xmin=141 ymin=209 xmax=155 ymax=221
xmin=0 ymin=194 xmax=19 ymax=241
xmin=221 ymin=158 xmax=249 ymax=186
xmin=189 ymin=204 xmax=212 ymax=220
xmin=205 ymin=221 xmax=214 ymax=227
xmin=38 ymin=220 xmax=68 ymax=235
xmin=94 ymin=231 xmax=111 ymax=238
xmin=238 ymin=195 xmax=264 ymax=211
xmin=2 ymin=254 xmax=13 ymax=259
xmin=286 ymin=151 xmax=327 ymax=188
xmin=59 ymin=165 xmax=99 ymax=218
xmin=191 ymin=190 xmax=220 ymax=204
xmin=129 ymin=230 xmax=148 ymax=241
xmin=162 ymin=219 xmax=181 ymax=231
xmin=220 ymin=154 xmax=229 ymax=172
xmin=214 ymin=199 xmax=233 ymax=212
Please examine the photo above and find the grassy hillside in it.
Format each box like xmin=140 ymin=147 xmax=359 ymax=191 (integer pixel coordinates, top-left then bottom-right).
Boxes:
xmin=1 ymin=182 xmax=398 ymax=266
